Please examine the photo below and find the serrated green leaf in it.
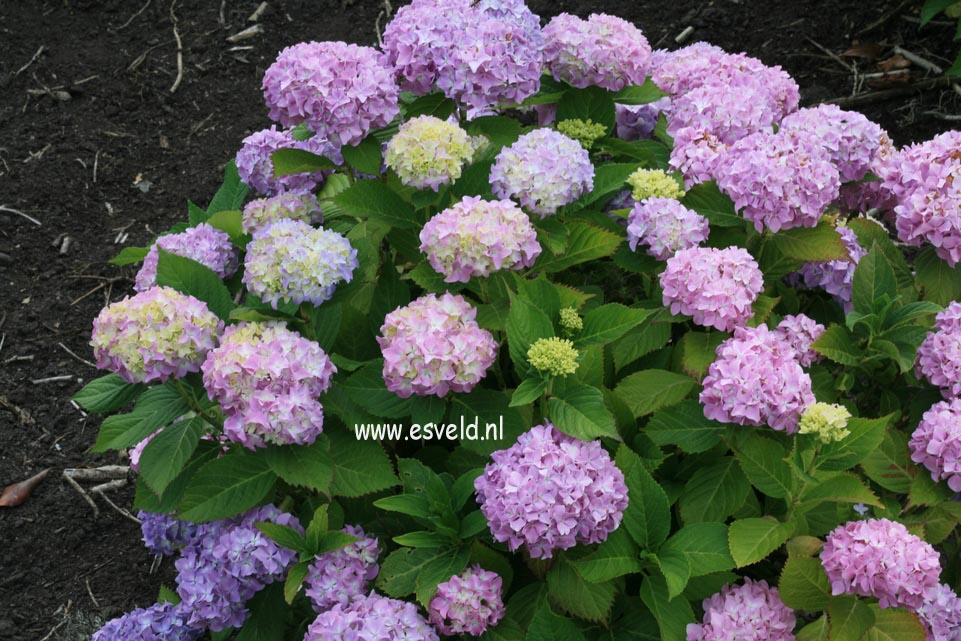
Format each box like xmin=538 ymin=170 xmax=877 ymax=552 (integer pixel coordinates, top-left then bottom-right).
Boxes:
xmin=547 ymin=557 xmax=615 ymax=623
xmin=681 ymin=181 xmax=743 ymax=227
xmin=264 ymin=437 xmax=333 ymax=493
xmin=207 ymin=160 xmax=249 ymax=215
xmin=852 ymin=244 xmax=898 ymax=315
xmin=728 ymin=517 xmax=789 ymax=568
xmin=617 ymin=445 xmax=671 ymax=549
xmin=256 ymin=522 xmax=308 ymax=553
xmin=646 ymin=400 xmax=725 ymax=454
xmin=772 ymin=222 xmax=848 ymax=261
xmin=678 ymin=457 xmax=750 ymax=523
xmin=732 ymin=432 xmax=796 ymax=499
xmin=799 ymin=472 xmax=882 ymax=507
xmin=284 ymin=561 xmax=309 ymax=604
xmin=511 ymin=378 xmax=549 ymax=407
xmin=861 ymin=430 xmax=914 ymax=493
xmin=612 ymin=78 xmax=668 ymax=105
xmin=271 ymin=148 xmax=337 ymax=175
xmin=139 ymin=416 xmax=206 ymax=495
xmin=827 ymin=595 xmax=875 ymax=641
xmin=326 ymin=429 xmax=398 ymax=497
xmin=333 ymin=181 xmax=417 ymax=229
xmin=639 ymin=575 xmax=695 ymax=641
xmin=548 ymin=383 xmax=618 ymax=440
xmin=812 ymin=324 xmax=864 ymax=367
xmin=155 ymin=249 xmax=233 ymax=320
xmin=93 ymin=383 xmax=190 ymax=452
xmin=526 ymin=603 xmax=587 ymax=641
xmin=678 ymin=331 xmax=726 ymax=380
xmin=534 ymin=223 xmax=621 ymax=273
xmin=342 ymin=359 xmax=411 ymax=417
xmin=507 ymin=297 xmax=555 ymax=374
xmin=341 ymin=134 xmax=384 ymax=175
xmin=179 ymin=449 xmax=277 ymax=523
xmin=574 ymin=303 xmax=653 ymax=348
xmin=615 ymin=369 xmax=696 ymax=418
xmin=571 ymin=528 xmax=642 ymax=582
xmin=448 ymin=388 xmax=527 ymax=455
xmin=109 ymin=245 xmax=150 ymax=266
xmin=779 ymin=556 xmax=831 ymax=610
xmin=72 ymin=374 xmax=145 ymax=413
xmin=863 ymin=605 xmax=927 ymax=641
xmin=818 ymin=415 xmax=892 ymax=472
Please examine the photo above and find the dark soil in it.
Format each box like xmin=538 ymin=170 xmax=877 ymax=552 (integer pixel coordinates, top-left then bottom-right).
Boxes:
xmin=0 ymin=1 xmax=957 ymax=639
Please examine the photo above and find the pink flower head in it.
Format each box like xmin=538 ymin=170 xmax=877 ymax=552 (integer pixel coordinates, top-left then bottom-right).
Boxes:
xmin=700 ymin=324 xmax=815 ymax=433
xmin=91 ymin=286 xmax=223 ymax=384
xmin=916 ymin=302 xmax=961 ymax=398
xmin=305 ymin=592 xmax=438 ymax=641
xmin=235 ymin=126 xmax=340 ymax=196
xmin=910 ymin=397 xmax=961 ymax=493
xmin=775 ymin=314 xmax=825 ymax=367
xmin=794 ymin=225 xmax=866 ymax=313
xmin=668 ymin=80 xmax=782 ymax=145
xmin=780 ymin=104 xmax=886 ymax=182
xmin=820 ymin=518 xmax=941 ymax=610
xmin=669 ymin=127 xmax=729 ymax=187
xmin=428 ymin=565 xmax=505 ymax=637
xmin=420 ymin=196 xmax=541 ymax=283
xmin=838 ymin=132 xmax=899 ymax=213
xmin=627 ymin=197 xmax=709 ymax=260
xmin=918 ymin=584 xmax=961 ymax=641
xmin=378 ymin=293 xmax=497 ymax=398
xmin=201 ymin=322 xmax=336 ymax=449
xmin=262 ymin=41 xmax=399 ymax=147
xmin=716 ymin=131 xmax=841 ymax=233
xmin=660 ymin=246 xmax=763 ymax=332
xmin=473 ymin=423 xmax=628 ymax=559
xmin=686 ymin=578 xmax=796 ymax=641
xmin=305 ymin=525 xmax=380 ymax=613
xmin=135 ymin=223 xmax=238 ymax=292
xmin=543 ymin=13 xmax=651 ymax=91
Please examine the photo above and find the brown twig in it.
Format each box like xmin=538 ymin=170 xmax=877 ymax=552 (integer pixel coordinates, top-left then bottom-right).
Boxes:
xmin=806 ymin=37 xmax=854 ymax=73
xmin=57 ymin=342 xmax=96 ymax=368
xmin=63 ymin=473 xmax=100 ymax=518
xmin=825 ymin=77 xmax=955 ymax=107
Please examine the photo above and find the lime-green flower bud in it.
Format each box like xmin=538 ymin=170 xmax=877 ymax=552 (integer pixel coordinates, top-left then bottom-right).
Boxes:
xmin=799 ymin=402 xmax=852 ymax=443
xmin=556 ymin=118 xmax=608 ymax=150
xmin=527 ymin=337 xmax=579 ymax=377
xmin=627 ymin=168 xmax=686 ymax=201
xmin=559 ymin=307 xmax=583 ymax=336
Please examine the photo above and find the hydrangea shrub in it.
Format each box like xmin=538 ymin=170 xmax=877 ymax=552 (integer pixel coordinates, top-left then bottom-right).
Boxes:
xmin=75 ymin=2 xmax=961 ymax=639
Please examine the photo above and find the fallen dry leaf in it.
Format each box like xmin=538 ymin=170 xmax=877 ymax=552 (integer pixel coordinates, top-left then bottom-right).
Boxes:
xmin=878 ymin=54 xmax=912 ymax=71
xmin=841 ymin=43 xmax=884 ymax=60
xmin=0 ymin=469 xmax=50 ymax=507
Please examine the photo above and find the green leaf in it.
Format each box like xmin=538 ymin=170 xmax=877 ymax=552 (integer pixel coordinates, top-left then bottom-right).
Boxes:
xmin=342 ymin=359 xmax=411 ymax=417
xmin=617 ymin=445 xmax=671 ymax=550
xmin=728 ymin=517 xmax=789 ymax=568
xmin=333 ymin=181 xmax=418 ymax=229
xmin=207 ymin=160 xmax=249 ymax=215
xmin=466 ymin=116 xmax=522 ymax=157
xmin=526 ymin=603 xmax=587 ymax=641
xmin=909 ymin=472 xmax=954 ymax=507
xmin=507 ymin=297 xmax=555 ymax=374
xmin=403 ymin=92 xmax=457 ymax=119
xmin=799 ymin=472 xmax=882 ymax=507
xmin=594 ymin=138 xmax=669 ymax=168
xmin=109 ymin=245 xmax=149 ymax=266
xmin=264 ymin=437 xmax=334 ymax=493
xmin=326 ymin=429 xmax=398 ymax=497
xmin=615 ymin=369 xmax=696 ymax=418
xmin=342 ymin=134 xmax=384 ymax=176
xmin=747 ymin=295 xmax=780 ymax=329
xmin=661 ymin=522 xmax=735 ymax=577
xmin=646 ymin=400 xmax=725 ymax=454
xmin=155 ymin=249 xmax=233 ymax=320
xmin=639 ymin=575 xmax=695 ymax=641
xmin=284 ymin=561 xmax=310 ymax=604
xmin=818 ymin=415 xmax=892 ymax=472
xmin=681 ymin=181 xmax=744 ymax=227
xmin=255 ymin=522 xmax=309 ymax=553
xmin=797 ymin=616 xmax=829 ymax=641
xmin=921 ymin=0 xmax=957 ymax=25
xmin=179 ymin=449 xmax=277 ymax=522
xmin=613 ymin=321 xmax=672 ymax=372
xmin=915 ymin=245 xmax=961 ymax=305
xmin=547 ymin=558 xmax=615 ymax=623
xmin=448 ymin=388 xmax=527 ymax=455
xmin=612 ymin=78 xmax=668 ymax=105
xmin=678 ymin=332 xmax=725 ymax=380
xmin=379 ymin=548 xmax=442 ymax=598
xmin=678 ymin=458 xmax=751 ymax=524
xmin=72 ymin=374 xmax=145 ymax=413
xmin=139 ymin=416 xmax=206 ymax=495
xmin=374 ymin=493 xmax=433 ymax=519
xmin=575 ymin=163 xmax=641 ymax=207
xmin=851 ymin=244 xmax=898 ymax=315
xmin=234 ymin=584 xmax=286 ymax=641
xmin=393 ymin=531 xmax=453 ymax=548
xmin=732 ymin=433 xmax=796 ymax=499
xmin=655 ymin=549 xmax=692 ymax=599
xmin=93 ymin=383 xmax=190 ymax=452
xmin=861 ymin=430 xmax=913 ymax=493
xmin=534 ymin=223 xmax=621 ymax=273
xmin=556 ymin=86 xmax=615 ymax=133
xmin=863 ymin=606 xmax=927 ymax=641
xmin=271 ymin=148 xmax=337 ymax=175
xmin=827 ymin=595 xmax=875 ymax=641
xmin=812 ymin=325 xmax=864 ymax=367
xmin=414 ymin=546 xmax=471 ymax=605
xmin=779 ymin=556 xmax=832 ymax=610
xmin=304 ymin=302 xmax=342 ymax=352
xmin=574 ymin=304 xmax=653 ymax=348
xmin=205 ymin=209 xmax=244 ymax=245
xmin=548 ymin=383 xmax=618 ymax=440
xmin=571 ymin=528 xmax=642 ymax=582
xmin=772 ymin=222 xmax=848 ymax=261
xmin=315 ymin=530 xmax=362 ymax=555
xmin=511 ymin=378 xmax=549 ymax=407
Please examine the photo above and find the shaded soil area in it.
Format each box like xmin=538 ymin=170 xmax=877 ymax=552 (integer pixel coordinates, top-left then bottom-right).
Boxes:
xmin=0 ymin=0 xmax=956 ymax=638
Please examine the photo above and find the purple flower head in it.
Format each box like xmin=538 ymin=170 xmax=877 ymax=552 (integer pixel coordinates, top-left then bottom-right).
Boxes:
xmin=780 ymin=105 xmax=886 ymax=182
xmin=236 ymin=126 xmax=340 ymax=196
xmin=668 ymin=81 xmax=781 ymax=145
xmin=795 ymin=225 xmax=866 ymax=313
xmin=135 ymin=223 xmax=238 ymax=292
xmin=378 ymin=292 xmax=497 ymax=398
xmin=382 ymin=0 xmax=464 ymax=94
xmin=490 ymin=128 xmax=594 ymax=218
xmin=700 ymin=324 xmax=815 ymax=433
xmin=202 ymin=322 xmax=336 ymax=450
xmin=263 ymin=41 xmax=399 ymax=147
xmin=305 ymin=525 xmax=380 ymax=613
xmin=918 ymin=584 xmax=961 ymax=641
xmin=91 ymin=286 xmax=223 ymax=384
xmin=242 ymin=218 xmax=357 ymax=309
xmin=139 ymin=511 xmax=199 ymax=556
xmin=886 ymin=131 xmax=961 ymax=266
xmin=543 ymin=13 xmax=651 ymax=91
xmin=916 ymin=301 xmax=961 ymax=398
xmin=616 ymin=98 xmax=672 ymax=141
xmin=420 ymin=196 xmax=541 ymax=283
xmin=242 ymin=193 xmax=323 ymax=235
xmin=910 ymin=397 xmax=961 ymax=493
xmin=686 ymin=578 xmax=796 ymax=641
xmin=715 ymin=131 xmax=841 ymax=233
xmin=428 ymin=565 xmax=505 ymax=637
xmin=175 ymin=505 xmax=302 ymax=631
xmin=775 ymin=313 xmax=825 ymax=367
xmin=627 ymin=197 xmax=709 ymax=260
xmin=305 ymin=592 xmax=438 ymax=641
xmin=92 ymin=602 xmax=202 ymax=641
xmin=820 ymin=518 xmax=941 ymax=610
xmin=660 ymin=246 xmax=763 ymax=332
xmin=474 ymin=423 xmax=628 ymax=559
xmin=651 ymin=43 xmax=726 ymax=95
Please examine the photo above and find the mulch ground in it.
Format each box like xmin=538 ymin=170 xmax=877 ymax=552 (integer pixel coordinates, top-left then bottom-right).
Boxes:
xmin=0 ymin=1 xmax=957 ymax=638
